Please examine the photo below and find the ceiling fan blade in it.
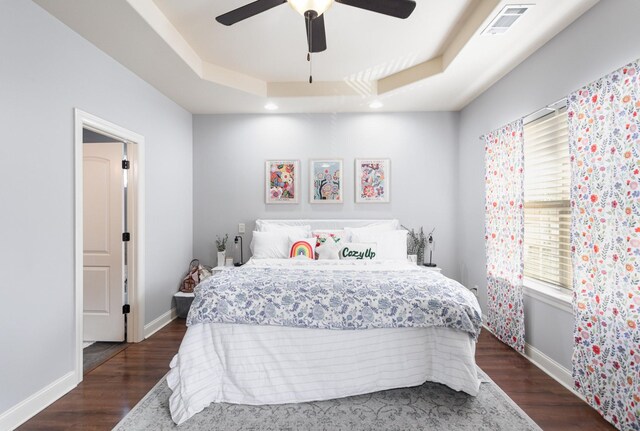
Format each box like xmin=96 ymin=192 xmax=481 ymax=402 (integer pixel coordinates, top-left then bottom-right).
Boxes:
xmin=305 ymin=13 xmax=327 ymax=53
xmin=335 ymin=0 xmax=416 ymax=19
xmin=216 ymin=0 xmax=287 ymax=26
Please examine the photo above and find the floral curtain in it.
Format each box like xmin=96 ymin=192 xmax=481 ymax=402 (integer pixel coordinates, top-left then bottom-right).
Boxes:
xmin=484 ymin=119 xmax=525 ymax=353
xmin=569 ymin=59 xmax=640 ymax=430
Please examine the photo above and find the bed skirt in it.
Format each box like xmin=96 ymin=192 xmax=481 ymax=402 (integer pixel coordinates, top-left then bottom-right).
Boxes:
xmin=168 ymin=323 xmax=480 ymax=425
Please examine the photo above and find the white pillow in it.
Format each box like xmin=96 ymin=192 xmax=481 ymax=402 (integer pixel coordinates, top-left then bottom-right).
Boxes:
xmin=261 ymin=224 xmax=312 ymax=238
xmin=350 ymin=230 xmax=407 ymax=261
xmin=339 ymin=243 xmax=377 ymax=260
xmin=289 ymin=237 xmax=316 ymax=259
xmin=344 ymin=223 xmax=396 ymax=239
xmin=250 ymin=231 xmax=290 ymax=259
xmin=316 ymin=242 xmax=340 ymax=260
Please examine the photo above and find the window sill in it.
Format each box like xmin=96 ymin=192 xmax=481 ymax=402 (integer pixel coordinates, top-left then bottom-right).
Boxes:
xmin=523 ymin=277 xmax=573 ymax=315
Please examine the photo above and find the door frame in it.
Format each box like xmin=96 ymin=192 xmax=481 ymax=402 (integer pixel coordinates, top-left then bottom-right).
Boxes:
xmin=74 ymin=109 xmax=145 ymax=384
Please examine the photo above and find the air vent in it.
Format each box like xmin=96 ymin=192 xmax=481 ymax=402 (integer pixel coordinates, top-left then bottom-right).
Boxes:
xmin=482 ymin=4 xmax=532 ymax=35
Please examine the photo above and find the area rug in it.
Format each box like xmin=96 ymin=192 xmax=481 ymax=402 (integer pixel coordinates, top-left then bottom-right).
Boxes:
xmin=113 ymin=369 xmax=541 ymax=430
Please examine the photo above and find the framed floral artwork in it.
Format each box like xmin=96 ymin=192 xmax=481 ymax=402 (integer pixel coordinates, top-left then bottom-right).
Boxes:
xmin=265 ymin=160 xmax=299 ymax=204
xmin=355 ymin=158 xmax=390 ymax=203
xmin=310 ymin=159 xmax=342 ymax=204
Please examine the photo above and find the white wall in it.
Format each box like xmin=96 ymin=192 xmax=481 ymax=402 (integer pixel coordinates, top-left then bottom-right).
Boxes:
xmin=457 ymin=0 xmax=640 ymax=369
xmin=193 ymin=112 xmax=460 ymax=275
xmin=0 ymin=0 xmax=192 ymax=415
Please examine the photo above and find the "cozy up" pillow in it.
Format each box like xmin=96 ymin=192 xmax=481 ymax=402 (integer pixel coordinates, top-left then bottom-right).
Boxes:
xmin=339 ymin=243 xmax=377 ymax=260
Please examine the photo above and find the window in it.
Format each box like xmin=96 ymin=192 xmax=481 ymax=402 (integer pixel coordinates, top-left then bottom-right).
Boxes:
xmin=523 ymin=108 xmax=572 ymax=290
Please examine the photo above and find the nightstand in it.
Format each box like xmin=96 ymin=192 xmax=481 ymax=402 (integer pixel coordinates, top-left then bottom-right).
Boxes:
xmin=422 ymin=266 xmax=442 ymax=273
xmin=174 ymin=291 xmax=195 ymax=319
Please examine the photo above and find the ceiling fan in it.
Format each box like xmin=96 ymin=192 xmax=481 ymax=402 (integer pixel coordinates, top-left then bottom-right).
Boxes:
xmin=216 ymin=0 xmax=417 ymax=82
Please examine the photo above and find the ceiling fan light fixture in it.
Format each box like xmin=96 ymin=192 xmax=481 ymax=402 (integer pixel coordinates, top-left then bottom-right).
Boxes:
xmin=288 ymin=0 xmax=334 ymax=16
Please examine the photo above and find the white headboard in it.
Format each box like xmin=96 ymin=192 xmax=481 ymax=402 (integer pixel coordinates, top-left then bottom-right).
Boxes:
xmin=255 ymin=219 xmax=401 ymax=231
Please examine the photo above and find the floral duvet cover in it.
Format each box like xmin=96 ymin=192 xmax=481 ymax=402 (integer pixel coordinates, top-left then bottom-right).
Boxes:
xmin=187 ymin=259 xmax=482 ymax=339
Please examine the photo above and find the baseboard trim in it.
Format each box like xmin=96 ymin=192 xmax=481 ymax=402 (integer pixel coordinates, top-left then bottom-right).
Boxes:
xmin=481 ymin=324 xmax=584 ymax=401
xmin=144 ymin=307 xmax=177 ymax=339
xmin=2 ymin=307 xmax=176 ymax=430
xmin=523 ymin=342 xmax=585 ymax=401
xmin=0 ymin=371 xmax=76 ymax=431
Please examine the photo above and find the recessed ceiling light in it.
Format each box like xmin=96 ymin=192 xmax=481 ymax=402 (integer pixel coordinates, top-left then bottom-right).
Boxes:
xmin=369 ymin=101 xmax=383 ymax=109
xmin=265 ymin=103 xmax=278 ymax=111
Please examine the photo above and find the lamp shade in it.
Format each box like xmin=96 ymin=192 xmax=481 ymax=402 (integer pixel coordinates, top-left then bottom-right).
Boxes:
xmin=288 ymin=0 xmax=334 ymax=16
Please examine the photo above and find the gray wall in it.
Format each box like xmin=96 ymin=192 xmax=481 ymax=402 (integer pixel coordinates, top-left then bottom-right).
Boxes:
xmin=457 ymin=0 xmax=640 ymax=369
xmin=193 ymin=112 xmax=460 ymax=276
xmin=5 ymin=0 xmax=639 ymax=421
xmin=0 ymin=0 xmax=192 ymax=413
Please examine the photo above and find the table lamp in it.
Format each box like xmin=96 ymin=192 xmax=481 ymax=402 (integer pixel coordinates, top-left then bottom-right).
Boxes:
xmin=424 ymin=228 xmax=436 ymax=267
xmin=234 ymin=235 xmax=244 ymax=266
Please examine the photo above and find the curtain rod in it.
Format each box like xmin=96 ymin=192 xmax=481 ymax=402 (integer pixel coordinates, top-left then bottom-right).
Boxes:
xmin=479 ymin=96 xmax=568 ymax=140
xmin=522 ymin=96 xmax=568 ymax=124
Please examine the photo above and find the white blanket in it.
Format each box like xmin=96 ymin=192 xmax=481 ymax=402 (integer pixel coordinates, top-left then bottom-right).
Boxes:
xmin=168 ymin=259 xmax=481 ymax=425
xmin=168 ymin=323 xmax=479 ymax=425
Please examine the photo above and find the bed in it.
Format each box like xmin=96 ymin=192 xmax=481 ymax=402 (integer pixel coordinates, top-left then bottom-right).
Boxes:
xmin=168 ymin=219 xmax=482 ymax=425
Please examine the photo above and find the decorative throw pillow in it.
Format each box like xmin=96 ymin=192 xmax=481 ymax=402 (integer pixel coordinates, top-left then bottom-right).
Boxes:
xmin=289 ymin=238 xmax=316 ymax=259
xmin=312 ymin=230 xmax=348 ymax=248
xmin=339 ymin=243 xmax=377 ymax=260
xmin=350 ymin=230 xmax=407 ymax=261
xmin=316 ymin=242 xmax=341 ymax=260
xmin=312 ymin=230 xmax=348 ymax=259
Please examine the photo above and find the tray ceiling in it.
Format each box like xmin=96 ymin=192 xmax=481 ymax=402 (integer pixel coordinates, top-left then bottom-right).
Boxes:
xmin=33 ymin=0 xmax=599 ymax=113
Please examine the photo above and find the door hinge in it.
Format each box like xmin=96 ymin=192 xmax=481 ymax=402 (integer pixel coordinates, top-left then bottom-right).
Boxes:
xmin=122 ymin=304 xmax=131 ymax=314
xmin=122 ymin=160 xmax=130 ymax=169
xmin=122 ymin=232 xmax=131 ymax=242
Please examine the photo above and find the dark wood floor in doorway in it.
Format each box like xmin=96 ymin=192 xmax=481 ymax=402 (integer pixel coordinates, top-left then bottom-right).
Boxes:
xmin=19 ymin=319 xmax=614 ymax=430
xmin=83 ymin=342 xmax=128 ymax=375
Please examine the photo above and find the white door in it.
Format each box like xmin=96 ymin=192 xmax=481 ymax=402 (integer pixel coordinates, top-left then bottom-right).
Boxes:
xmin=83 ymin=143 xmax=125 ymax=342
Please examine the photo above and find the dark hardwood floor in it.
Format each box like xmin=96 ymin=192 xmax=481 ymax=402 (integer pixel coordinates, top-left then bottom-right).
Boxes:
xmin=475 ymin=331 xmax=614 ymax=431
xmin=19 ymin=320 xmax=614 ymax=430
xmin=18 ymin=320 xmax=186 ymax=431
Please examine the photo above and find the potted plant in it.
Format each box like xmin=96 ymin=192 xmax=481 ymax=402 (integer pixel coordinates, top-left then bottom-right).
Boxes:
xmin=215 ymin=234 xmax=228 ymax=267
xmin=404 ymin=226 xmax=426 ymax=265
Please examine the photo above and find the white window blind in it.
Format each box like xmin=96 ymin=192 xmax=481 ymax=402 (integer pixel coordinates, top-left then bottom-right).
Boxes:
xmin=523 ymin=109 xmax=572 ymax=290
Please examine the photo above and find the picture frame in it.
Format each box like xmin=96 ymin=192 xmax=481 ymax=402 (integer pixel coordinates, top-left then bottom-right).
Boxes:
xmin=309 ymin=159 xmax=343 ymax=204
xmin=265 ymin=160 xmax=300 ymax=204
xmin=355 ymin=158 xmax=390 ymax=203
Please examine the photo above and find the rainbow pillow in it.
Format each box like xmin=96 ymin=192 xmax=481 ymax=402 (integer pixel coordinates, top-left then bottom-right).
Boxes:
xmin=289 ymin=238 xmax=316 ymax=259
